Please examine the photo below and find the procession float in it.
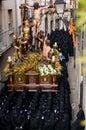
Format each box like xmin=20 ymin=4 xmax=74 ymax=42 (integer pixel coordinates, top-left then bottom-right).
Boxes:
xmin=3 ymin=1 xmax=63 ymax=92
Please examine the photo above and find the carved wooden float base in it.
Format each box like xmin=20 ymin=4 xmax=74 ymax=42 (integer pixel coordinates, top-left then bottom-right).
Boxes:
xmin=8 ymin=71 xmax=58 ymax=92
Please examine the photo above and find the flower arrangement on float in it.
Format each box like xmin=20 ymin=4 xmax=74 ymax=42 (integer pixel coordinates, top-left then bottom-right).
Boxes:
xmin=3 ymin=42 xmax=63 ymax=78
xmin=38 ymin=64 xmax=57 ymax=76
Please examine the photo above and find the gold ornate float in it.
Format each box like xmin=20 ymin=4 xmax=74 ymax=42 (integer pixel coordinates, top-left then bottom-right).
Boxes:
xmin=4 ymin=48 xmax=62 ymax=92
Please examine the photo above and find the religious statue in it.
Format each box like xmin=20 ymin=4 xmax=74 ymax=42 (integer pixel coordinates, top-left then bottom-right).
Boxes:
xmin=42 ymin=36 xmax=51 ymax=61
xmin=12 ymin=34 xmax=22 ymax=59
xmin=24 ymin=2 xmax=52 ymax=38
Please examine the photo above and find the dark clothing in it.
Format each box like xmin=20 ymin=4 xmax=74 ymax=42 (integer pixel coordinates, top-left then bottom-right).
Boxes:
xmin=71 ymin=109 xmax=85 ymax=130
xmin=49 ymin=29 xmax=74 ymax=62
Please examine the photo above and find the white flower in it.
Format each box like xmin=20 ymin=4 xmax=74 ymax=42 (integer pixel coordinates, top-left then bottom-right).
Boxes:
xmin=38 ymin=64 xmax=57 ymax=76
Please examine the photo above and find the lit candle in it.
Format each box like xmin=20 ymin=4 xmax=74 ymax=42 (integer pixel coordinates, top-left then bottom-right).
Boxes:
xmin=8 ymin=56 xmax=12 ymax=62
xmin=52 ymin=56 xmax=55 ymax=62
xmin=54 ymin=42 xmax=57 ymax=47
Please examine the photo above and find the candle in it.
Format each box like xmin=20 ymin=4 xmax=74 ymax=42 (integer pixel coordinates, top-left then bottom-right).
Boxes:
xmin=52 ymin=56 xmax=55 ymax=62
xmin=8 ymin=56 xmax=12 ymax=62
xmin=54 ymin=42 xmax=57 ymax=47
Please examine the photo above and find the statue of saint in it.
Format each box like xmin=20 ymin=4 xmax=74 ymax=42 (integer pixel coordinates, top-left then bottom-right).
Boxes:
xmin=25 ymin=2 xmax=52 ymax=37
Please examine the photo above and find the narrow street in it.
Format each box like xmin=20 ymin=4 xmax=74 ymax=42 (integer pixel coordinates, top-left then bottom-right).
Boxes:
xmin=0 ymin=0 xmax=86 ymax=130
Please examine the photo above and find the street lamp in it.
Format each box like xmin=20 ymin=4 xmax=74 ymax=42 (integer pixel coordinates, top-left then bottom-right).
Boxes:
xmin=54 ymin=0 xmax=66 ymax=30
xmin=54 ymin=0 xmax=66 ymax=15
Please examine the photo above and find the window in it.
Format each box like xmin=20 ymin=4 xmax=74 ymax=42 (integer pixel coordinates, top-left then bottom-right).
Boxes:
xmin=45 ymin=16 xmax=48 ymax=34
xmin=8 ymin=9 xmax=13 ymax=30
xmin=51 ymin=20 xmax=53 ymax=31
xmin=55 ymin=19 xmax=59 ymax=29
